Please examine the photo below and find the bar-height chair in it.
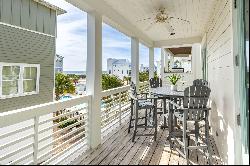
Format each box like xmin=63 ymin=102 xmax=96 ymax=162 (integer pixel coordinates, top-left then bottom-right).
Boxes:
xmin=149 ymin=77 xmax=164 ymax=115
xmin=128 ymin=82 xmax=158 ymax=142
xmin=168 ymin=85 xmax=211 ymax=164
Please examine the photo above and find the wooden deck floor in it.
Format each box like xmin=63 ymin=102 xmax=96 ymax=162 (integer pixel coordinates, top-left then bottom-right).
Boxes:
xmin=72 ymin=116 xmax=222 ymax=165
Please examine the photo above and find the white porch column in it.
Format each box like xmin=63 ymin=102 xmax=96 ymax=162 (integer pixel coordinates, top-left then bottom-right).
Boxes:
xmin=160 ymin=48 xmax=165 ymax=79
xmin=170 ymin=54 xmax=174 ymax=70
xmin=192 ymin=43 xmax=202 ymax=79
xmin=86 ymin=12 xmax=102 ymax=149
xmin=131 ymin=37 xmax=139 ymax=88
xmin=149 ymin=47 xmax=154 ymax=79
xmin=164 ymin=52 xmax=169 ymax=72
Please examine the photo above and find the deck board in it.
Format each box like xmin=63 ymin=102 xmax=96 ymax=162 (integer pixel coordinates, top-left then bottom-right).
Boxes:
xmin=72 ymin=114 xmax=222 ymax=165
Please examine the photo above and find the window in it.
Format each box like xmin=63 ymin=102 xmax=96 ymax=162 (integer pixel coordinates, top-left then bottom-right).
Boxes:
xmin=0 ymin=63 xmax=40 ymax=99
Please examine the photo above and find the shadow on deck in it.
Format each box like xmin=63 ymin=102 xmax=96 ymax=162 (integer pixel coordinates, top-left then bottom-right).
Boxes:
xmin=71 ymin=115 xmax=222 ymax=165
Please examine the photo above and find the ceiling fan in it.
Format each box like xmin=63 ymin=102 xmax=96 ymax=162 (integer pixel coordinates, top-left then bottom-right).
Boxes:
xmin=137 ymin=8 xmax=190 ymax=35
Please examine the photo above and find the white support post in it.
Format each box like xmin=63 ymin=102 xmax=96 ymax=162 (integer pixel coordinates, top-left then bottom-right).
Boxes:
xmin=131 ymin=37 xmax=140 ymax=89
xmin=149 ymin=47 xmax=154 ymax=79
xmin=119 ymin=92 xmax=122 ymax=125
xmin=86 ymin=12 xmax=102 ymax=149
xmin=160 ymin=48 xmax=165 ymax=79
xmin=164 ymin=52 xmax=169 ymax=72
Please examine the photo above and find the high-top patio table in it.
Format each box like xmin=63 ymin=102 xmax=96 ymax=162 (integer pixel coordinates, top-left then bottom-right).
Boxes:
xmin=150 ymin=85 xmax=184 ymax=131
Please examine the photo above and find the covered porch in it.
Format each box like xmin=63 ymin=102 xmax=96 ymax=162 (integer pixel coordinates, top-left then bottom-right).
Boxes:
xmin=0 ymin=0 xmax=248 ymax=165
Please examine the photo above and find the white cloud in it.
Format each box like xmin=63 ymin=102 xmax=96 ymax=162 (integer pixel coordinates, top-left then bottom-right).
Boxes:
xmin=44 ymin=0 xmax=160 ymax=71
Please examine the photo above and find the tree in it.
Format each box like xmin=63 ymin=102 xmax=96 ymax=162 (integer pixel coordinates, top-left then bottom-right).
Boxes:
xmin=123 ymin=76 xmax=131 ymax=85
xmin=102 ymin=74 xmax=123 ymax=90
xmin=139 ymin=71 xmax=149 ymax=82
xmin=69 ymin=74 xmax=80 ymax=86
xmin=55 ymin=73 xmax=76 ymax=100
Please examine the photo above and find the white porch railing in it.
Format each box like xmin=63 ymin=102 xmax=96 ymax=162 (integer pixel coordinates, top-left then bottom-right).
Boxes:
xmin=0 ymin=95 xmax=91 ymax=165
xmin=100 ymin=81 xmax=149 ymax=138
xmin=101 ymin=85 xmax=131 ymax=138
xmin=0 ymin=81 xmax=150 ymax=165
xmin=138 ymin=81 xmax=150 ymax=93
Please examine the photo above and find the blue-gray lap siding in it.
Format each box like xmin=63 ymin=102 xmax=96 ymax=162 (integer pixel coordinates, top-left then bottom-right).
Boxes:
xmin=0 ymin=23 xmax=55 ymax=113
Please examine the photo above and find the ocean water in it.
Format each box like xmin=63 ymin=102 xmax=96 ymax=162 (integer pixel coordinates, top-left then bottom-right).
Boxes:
xmin=63 ymin=71 xmax=107 ymax=75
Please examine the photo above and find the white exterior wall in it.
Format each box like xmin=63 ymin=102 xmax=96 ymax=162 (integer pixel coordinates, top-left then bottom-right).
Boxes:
xmin=107 ymin=58 xmax=131 ymax=79
xmin=204 ymin=0 xmax=238 ymax=164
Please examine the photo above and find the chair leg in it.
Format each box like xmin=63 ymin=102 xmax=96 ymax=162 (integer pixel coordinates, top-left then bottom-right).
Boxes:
xmin=205 ymin=118 xmax=211 ymax=164
xmin=154 ymin=107 xmax=157 ymax=141
xmin=132 ymin=108 xmax=138 ymax=142
xmin=195 ymin=121 xmax=199 ymax=146
xmin=128 ymin=102 xmax=133 ymax=133
xmin=183 ymin=117 xmax=189 ymax=165
xmin=145 ymin=109 xmax=148 ymax=130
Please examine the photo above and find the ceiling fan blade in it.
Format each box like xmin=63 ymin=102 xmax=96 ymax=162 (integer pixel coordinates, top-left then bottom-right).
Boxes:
xmin=165 ymin=22 xmax=174 ymax=33
xmin=136 ymin=17 xmax=153 ymax=22
xmin=145 ymin=22 xmax=155 ymax=31
xmin=169 ymin=17 xmax=190 ymax=23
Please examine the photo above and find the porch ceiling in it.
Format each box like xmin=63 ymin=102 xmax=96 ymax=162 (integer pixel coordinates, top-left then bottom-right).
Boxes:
xmin=67 ymin=0 xmax=218 ymax=47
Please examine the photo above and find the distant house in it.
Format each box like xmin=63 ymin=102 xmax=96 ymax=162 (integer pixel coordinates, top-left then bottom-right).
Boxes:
xmin=140 ymin=64 xmax=150 ymax=72
xmin=55 ymin=54 xmax=64 ymax=73
xmin=107 ymin=58 xmax=131 ymax=79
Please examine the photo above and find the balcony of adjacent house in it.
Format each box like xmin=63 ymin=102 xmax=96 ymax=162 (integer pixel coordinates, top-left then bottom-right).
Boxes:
xmin=0 ymin=0 xmax=249 ymax=165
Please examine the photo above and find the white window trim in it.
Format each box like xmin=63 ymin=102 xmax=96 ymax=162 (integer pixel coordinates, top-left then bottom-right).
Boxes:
xmin=0 ymin=62 xmax=40 ymax=99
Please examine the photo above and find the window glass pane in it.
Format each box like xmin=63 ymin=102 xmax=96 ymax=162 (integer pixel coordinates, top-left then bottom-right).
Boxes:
xmin=23 ymin=67 xmax=37 ymax=93
xmin=2 ymin=81 xmax=18 ymax=95
xmin=2 ymin=66 xmax=20 ymax=96
xmin=2 ymin=66 xmax=20 ymax=80
xmin=23 ymin=67 xmax=37 ymax=79
xmin=23 ymin=80 xmax=36 ymax=92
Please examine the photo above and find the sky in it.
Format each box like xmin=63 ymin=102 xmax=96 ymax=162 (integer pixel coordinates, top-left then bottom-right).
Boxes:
xmin=45 ymin=0 xmax=161 ymax=71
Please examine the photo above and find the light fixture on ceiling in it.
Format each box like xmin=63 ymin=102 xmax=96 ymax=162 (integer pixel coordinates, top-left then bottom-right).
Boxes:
xmin=136 ymin=7 xmax=190 ymax=36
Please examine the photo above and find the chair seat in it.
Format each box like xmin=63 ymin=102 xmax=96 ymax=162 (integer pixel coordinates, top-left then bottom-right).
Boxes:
xmin=138 ymin=100 xmax=155 ymax=109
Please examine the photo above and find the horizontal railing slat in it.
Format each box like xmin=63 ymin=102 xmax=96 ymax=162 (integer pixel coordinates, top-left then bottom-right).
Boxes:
xmin=0 ymin=95 xmax=91 ymax=128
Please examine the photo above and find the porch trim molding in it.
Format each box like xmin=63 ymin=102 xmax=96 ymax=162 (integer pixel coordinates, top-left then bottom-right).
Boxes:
xmin=154 ymin=36 xmax=202 ymax=48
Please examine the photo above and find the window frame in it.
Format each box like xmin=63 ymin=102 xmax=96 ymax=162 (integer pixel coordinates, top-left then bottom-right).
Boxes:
xmin=0 ymin=62 xmax=40 ymax=99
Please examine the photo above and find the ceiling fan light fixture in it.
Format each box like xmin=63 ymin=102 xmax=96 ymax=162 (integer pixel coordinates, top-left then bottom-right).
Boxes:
xmin=170 ymin=32 xmax=175 ymax=36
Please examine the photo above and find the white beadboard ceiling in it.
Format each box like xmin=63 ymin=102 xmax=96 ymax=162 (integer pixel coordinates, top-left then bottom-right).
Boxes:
xmin=103 ymin=0 xmax=218 ymax=41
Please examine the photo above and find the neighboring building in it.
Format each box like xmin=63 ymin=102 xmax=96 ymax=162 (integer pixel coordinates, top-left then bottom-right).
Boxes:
xmin=0 ymin=0 xmax=65 ymax=164
xmin=140 ymin=64 xmax=149 ymax=72
xmin=0 ymin=0 xmax=65 ymax=111
xmin=107 ymin=58 xmax=131 ymax=79
xmin=55 ymin=54 xmax=64 ymax=73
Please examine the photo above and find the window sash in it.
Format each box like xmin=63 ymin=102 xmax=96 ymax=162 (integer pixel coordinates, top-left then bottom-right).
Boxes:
xmin=0 ymin=63 xmax=40 ymax=99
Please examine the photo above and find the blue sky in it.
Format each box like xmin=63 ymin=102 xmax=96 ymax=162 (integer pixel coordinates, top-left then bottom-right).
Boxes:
xmin=45 ymin=0 xmax=161 ymax=71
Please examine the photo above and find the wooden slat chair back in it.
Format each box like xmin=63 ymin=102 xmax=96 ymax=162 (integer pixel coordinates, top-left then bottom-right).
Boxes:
xmin=183 ymin=85 xmax=211 ymax=121
xmin=193 ymin=79 xmax=209 ymax=87
xmin=149 ymin=78 xmax=162 ymax=88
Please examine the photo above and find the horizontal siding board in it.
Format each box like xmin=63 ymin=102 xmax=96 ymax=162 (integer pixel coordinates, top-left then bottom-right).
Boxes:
xmin=0 ymin=23 xmax=55 ymax=113
xmin=205 ymin=0 xmax=234 ymax=164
